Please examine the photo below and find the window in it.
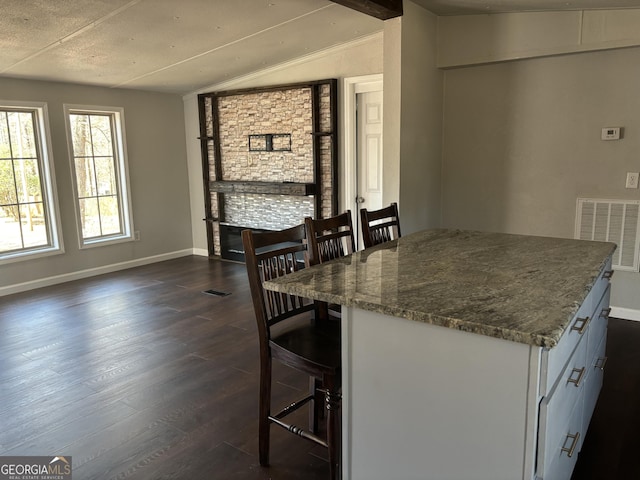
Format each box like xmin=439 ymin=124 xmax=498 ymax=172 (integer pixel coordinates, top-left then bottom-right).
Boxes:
xmin=65 ymin=105 xmax=133 ymax=247
xmin=0 ymin=101 xmax=62 ymax=262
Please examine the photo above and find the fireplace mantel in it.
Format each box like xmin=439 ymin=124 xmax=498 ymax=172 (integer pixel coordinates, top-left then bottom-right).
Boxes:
xmin=209 ymin=181 xmax=316 ymax=196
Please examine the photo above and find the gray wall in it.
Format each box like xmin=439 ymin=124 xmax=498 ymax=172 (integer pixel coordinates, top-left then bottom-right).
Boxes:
xmin=398 ymin=1 xmax=443 ymax=233
xmin=383 ymin=1 xmax=443 ymax=235
xmin=0 ymin=77 xmax=191 ymax=292
xmin=441 ymin=47 xmax=640 ymax=309
xmin=383 ymin=1 xmax=444 ymax=234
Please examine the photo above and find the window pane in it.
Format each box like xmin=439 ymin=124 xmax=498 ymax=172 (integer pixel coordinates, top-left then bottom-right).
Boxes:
xmin=75 ymin=157 xmax=97 ymax=198
xmin=0 ymin=104 xmax=58 ymax=261
xmin=7 ymin=111 xmax=37 ymax=159
xmin=21 ymin=203 xmax=48 ymax=248
xmin=89 ymin=115 xmax=113 ymax=156
xmin=99 ymin=196 xmax=121 ymax=235
xmin=67 ymin=107 xmax=131 ymax=246
xmin=0 ymin=205 xmax=22 ymax=252
xmin=14 ymin=159 xmax=42 ymax=204
xmin=79 ymin=197 xmax=101 ymax=238
xmin=0 ymin=113 xmax=11 ymax=158
xmin=94 ymin=156 xmax=117 ymax=195
xmin=70 ymin=114 xmax=92 ymax=156
xmin=0 ymin=159 xmax=17 ymax=205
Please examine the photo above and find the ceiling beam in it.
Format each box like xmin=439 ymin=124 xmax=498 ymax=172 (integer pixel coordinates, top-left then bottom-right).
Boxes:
xmin=330 ymin=0 xmax=403 ymax=20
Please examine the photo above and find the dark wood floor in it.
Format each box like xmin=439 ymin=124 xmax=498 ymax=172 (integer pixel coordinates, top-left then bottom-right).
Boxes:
xmin=0 ymin=255 xmax=637 ymax=479
xmin=0 ymin=257 xmax=328 ymax=479
xmin=571 ymin=315 xmax=640 ymax=480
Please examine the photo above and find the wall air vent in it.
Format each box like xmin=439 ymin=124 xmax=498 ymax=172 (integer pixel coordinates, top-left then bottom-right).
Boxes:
xmin=575 ymin=198 xmax=640 ymax=271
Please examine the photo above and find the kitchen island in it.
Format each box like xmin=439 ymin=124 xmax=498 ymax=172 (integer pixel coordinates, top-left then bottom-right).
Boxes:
xmin=264 ymin=229 xmax=616 ymax=480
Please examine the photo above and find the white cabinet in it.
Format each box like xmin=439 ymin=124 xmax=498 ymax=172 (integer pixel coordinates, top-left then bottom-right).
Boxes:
xmin=342 ymin=260 xmax=612 ymax=480
xmin=537 ymin=262 xmax=611 ymax=480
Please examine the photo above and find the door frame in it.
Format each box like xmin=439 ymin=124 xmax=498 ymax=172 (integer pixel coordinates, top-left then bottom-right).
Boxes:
xmin=342 ymin=74 xmax=383 ymax=236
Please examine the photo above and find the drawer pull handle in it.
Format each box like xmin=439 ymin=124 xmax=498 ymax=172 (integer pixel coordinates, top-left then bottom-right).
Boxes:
xmin=603 ymin=270 xmax=614 ymax=280
xmin=571 ymin=316 xmax=589 ymax=334
xmin=567 ymin=367 xmax=586 ymax=387
xmin=600 ymin=307 xmax=612 ymax=320
xmin=595 ymin=356 xmax=608 ymax=371
xmin=561 ymin=431 xmax=581 ymax=458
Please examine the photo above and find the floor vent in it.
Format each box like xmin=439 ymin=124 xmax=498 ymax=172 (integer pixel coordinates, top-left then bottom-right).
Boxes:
xmin=203 ymin=289 xmax=231 ymax=297
xmin=575 ymin=198 xmax=640 ymax=271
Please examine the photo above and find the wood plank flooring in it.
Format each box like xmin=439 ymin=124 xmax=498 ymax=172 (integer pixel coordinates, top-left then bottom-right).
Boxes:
xmin=0 ymin=255 xmax=636 ymax=479
xmin=0 ymin=257 xmax=328 ymax=480
xmin=571 ymin=316 xmax=640 ymax=480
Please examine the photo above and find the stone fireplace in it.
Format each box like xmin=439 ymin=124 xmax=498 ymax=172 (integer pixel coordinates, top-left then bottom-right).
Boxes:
xmin=198 ymin=80 xmax=338 ymax=260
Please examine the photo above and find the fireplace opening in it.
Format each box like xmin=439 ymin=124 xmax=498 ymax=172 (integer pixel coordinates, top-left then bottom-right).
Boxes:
xmin=219 ymin=223 xmax=305 ymax=265
xmin=219 ymin=224 xmax=260 ymax=262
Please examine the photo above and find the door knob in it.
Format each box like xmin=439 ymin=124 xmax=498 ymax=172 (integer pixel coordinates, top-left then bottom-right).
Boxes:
xmin=356 ymin=196 xmax=365 ymax=204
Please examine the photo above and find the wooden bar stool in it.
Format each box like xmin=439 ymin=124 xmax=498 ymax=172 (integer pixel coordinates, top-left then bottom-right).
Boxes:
xmin=360 ymin=202 xmax=401 ymax=248
xmin=304 ymin=211 xmax=355 ymax=326
xmin=242 ymin=225 xmax=342 ymax=480
xmin=304 ymin=211 xmax=356 ymax=266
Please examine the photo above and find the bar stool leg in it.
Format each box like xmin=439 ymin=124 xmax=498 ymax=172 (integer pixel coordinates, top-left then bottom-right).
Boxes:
xmin=259 ymin=357 xmax=272 ymax=466
xmin=325 ymin=376 xmax=341 ymax=480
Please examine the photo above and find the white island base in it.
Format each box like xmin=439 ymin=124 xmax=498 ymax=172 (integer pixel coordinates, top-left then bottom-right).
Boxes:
xmin=261 ymin=230 xmax=614 ymax=480
xmin=342 ymin=282 xmax=609 ymax=480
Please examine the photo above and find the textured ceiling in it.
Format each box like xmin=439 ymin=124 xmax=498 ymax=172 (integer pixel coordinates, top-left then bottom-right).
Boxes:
xmin=0 ymin=0 xmax=382 ymax=94
xmin=1 ymin=0 xmax=638 ymax=95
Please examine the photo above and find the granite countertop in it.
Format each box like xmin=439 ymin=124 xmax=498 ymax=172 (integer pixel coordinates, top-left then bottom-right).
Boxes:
xmin=263 ymin=229 xmax=616 ymax=347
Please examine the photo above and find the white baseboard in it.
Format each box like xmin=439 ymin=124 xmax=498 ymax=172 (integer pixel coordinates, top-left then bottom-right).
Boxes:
xmin=192 ymin=248 xmax=209 ymax=257
xmin=610 ymin=306 xmax=640 ymax=322
xmin=0 ymin=249 xmax=194 ymax=297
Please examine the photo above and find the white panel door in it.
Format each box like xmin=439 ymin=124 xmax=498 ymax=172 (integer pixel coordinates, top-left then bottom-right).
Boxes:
xmin=356 ymin=90 xmax=383 ymax=243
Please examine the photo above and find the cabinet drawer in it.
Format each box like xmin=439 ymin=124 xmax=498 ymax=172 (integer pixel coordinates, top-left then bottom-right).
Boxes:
xmin=538 ymin=398 xmax=584 ymax=480
xmin=587 ymin=286 xmax=610 ymax=362
xmin=583 ymin=335 xmax=607 ymax=434
xmin=540 ymin=261 xmax=611 ymax=396
xmin=538 ymin=335 xmax=587 ymax=469
xmin=541 ymin=302 xmax=590 ymax=396
xmin=593 ymin=259 xmax=614 ymax=302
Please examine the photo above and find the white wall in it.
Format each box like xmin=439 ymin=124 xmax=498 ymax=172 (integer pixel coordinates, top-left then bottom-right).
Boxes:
xmin=0 ymin=77 xmax=191 ymax=295
xmin=441 ymin=47 xmax=640 ymax=310
xmin=183 ymin=34 xmax=384 ymax=254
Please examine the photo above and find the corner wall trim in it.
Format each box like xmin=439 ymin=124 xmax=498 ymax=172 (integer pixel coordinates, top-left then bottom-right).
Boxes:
xmin=0 ymin=249 xmax=194 ymax=297
xmin=610 ymin=306 xmax=640 ymax=322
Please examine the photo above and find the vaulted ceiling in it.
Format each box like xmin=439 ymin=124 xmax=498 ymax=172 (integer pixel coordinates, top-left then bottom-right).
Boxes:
xmin=2 ymin=0 xmax=638 ymax=95
xmin=1 ymin=0 xmax=382 ymax=94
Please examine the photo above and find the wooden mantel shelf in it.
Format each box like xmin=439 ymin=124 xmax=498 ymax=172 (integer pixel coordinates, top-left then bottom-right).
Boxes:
xmin=209 ymin=180 xmax=316 ymax=196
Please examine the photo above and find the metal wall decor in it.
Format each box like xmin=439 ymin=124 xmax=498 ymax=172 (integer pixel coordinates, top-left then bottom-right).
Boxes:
xmin=248 ymin=133 xmax=292 ymax=152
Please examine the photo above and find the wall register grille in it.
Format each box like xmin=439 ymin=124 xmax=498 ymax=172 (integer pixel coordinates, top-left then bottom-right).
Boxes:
xmin=575 ymin=198 xmax=640 ymax=271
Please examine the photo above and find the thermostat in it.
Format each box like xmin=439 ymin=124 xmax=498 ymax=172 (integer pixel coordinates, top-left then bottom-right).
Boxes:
xmin=602 ymin=127 xmax=621 ymax=140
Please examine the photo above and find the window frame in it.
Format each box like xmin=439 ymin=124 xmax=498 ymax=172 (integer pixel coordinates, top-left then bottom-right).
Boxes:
xmin=0 ymin=100 xmax=64 ymax=264
xmin=64 ymin=104 xmax=134 ymax=249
